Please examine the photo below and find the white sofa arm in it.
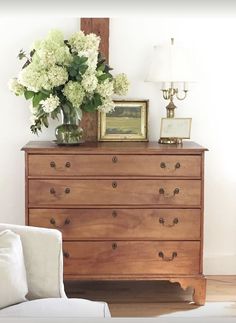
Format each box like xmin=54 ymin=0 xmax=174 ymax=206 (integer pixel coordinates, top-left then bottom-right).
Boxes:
xmin=0 ymin=223 xmax=66 ymax=300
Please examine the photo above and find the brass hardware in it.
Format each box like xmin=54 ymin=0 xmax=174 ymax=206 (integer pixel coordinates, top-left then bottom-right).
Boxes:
xmin=159 ymin=188 xmax=165 ymax=195
xmin=112 ymin=210 xmax=117 ymax=218
xmin=158 ymin=251 xmax=177 ymax=261
xmin=160 ymin=162 xmax=166 ymax=168
xmin=50 ymin=217 xmax=70 ymax=227
xmin=112 ymin=242 xmax=117 ymax=250
xmin=112 ymin=181 xmax=117 ymax=188
xmin=174 ymin=188 xmax=180 ymax=195
xmin=50 ymin=161 xmax=56 ymax=168
xmin=50 ymin=188 xmax=56 ymax=194
xmin=112 ymin=156 xmax=118 ymax=163
xmin=175 ymin=162 xmax=181 ymax=169
xmin=65 ymin=218 xmax=70 ymax=225
xmin=65 ymin=162 xmax=71 ymax=168
xmin=159 ymin=188 xmax=180 ymax=197
xmin=65 ymin=188 xmax=70 ymax=194
xmin=63 ymin=251 xmax=70 ymax=258
xmin=50 ymin=218 xmax=56 ymax=225
xmin=159 ymin=217 xmax=179 ymax=227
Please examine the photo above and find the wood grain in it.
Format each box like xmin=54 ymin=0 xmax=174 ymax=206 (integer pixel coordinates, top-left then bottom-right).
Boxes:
xmin=63 ymin=241 xmax=200 ymax=276
xmin=80 ymin=18 xmax=109 ymax=142
xmin=29 ymin=208 xmax=201 ymax=240
xmin=28 ymin=154 xmax=201 ymax=177
xmin=23 ymin=140 xmax=207 ymax=305
xmin=28 ymin=179 xmax=201 ymax=207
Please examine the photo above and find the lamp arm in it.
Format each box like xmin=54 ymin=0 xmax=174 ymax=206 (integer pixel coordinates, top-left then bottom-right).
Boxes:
xmin=176 ymin=89 xmax=188 ymax=101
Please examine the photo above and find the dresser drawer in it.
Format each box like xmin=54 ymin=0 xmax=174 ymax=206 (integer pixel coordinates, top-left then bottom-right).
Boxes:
xmin=28 ymin=179 xmax=201 ymax=206
xmin=28 ymin=154 xmax=201 ymax=177
xmin=29 ymin=208 xmax=201 ymax=240
xmin=63 ymin=241 xmax=200 ymax=275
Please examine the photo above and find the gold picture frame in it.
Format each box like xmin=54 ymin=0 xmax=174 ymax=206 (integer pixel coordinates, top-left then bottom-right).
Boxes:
xmin=160 ymin=118 xmax=192 ymax=143
xmin=98 ymin=100 xmax=148 ymax=141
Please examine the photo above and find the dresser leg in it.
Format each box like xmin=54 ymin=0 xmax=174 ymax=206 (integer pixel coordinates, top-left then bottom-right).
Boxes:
xmin=170 ymin=277 xmax=207 ymax=305
xmin=192 ymin=277 xmax=207 ymax=305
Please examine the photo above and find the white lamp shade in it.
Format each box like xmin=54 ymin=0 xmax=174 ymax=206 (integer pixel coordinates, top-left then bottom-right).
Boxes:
xmin=145 ymin=42 xmax=196 ymax=83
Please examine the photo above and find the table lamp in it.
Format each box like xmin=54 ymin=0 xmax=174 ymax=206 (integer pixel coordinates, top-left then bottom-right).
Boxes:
xmin=146 ymin=38 xmax=195 ymax=144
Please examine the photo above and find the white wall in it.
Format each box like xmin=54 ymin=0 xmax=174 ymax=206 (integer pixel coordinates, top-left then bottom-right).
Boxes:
xmin=0 ymin=17 xmax=235 ymax=274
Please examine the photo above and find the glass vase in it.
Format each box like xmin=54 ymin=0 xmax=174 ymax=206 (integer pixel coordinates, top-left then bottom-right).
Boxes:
xmin=55 ymin=108 xmax=83 ymax=145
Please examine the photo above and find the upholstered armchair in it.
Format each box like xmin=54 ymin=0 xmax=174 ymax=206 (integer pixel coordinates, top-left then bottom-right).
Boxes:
xmin=0 ymin=223 xmax=110 ymax=318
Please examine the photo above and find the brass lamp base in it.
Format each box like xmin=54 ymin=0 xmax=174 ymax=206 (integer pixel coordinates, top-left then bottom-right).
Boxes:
xmin=158 ymin=137 xmax=183 ymax=145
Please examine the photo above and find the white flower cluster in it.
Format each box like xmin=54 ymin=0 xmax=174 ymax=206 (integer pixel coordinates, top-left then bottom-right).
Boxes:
xmin=113 ymin=73 xmax=130 ymax=96
xmin=63 ymin=81 xmax=85 ymax=108
xmin=9 ymin=28 xmax=130 ymax=134
xmin=8 ymin=78 xmax=25 ymax=96
xmin=40 ymin=94 xmax=60 ymax=113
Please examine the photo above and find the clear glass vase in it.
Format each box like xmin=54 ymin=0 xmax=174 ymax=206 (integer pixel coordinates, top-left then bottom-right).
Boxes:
xmin=55 ymin=108 xmax=83 ymax=145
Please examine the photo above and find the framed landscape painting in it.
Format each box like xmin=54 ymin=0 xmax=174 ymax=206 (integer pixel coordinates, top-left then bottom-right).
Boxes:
xmin=98 ymin=100 xmax=148 ymax=141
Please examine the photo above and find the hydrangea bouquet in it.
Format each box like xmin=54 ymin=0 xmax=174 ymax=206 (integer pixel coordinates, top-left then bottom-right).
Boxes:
xmin=9 ymin=29 xmax=129 ymax=144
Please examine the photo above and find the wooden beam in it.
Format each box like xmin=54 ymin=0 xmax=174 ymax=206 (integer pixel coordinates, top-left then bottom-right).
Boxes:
xmin=81 ymin=18 xmax=109 ymax=62
xmin=80 ymin=18 xmax=110 ymax=142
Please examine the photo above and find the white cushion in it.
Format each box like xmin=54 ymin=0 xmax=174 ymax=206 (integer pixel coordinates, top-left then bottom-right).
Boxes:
xmin=0 ymin=298 xmax=111 ymax=317
xmin=0 ymin=230 xmax=28 ymax=309
xmin=0 ymin=224 xmax=66 ymax=300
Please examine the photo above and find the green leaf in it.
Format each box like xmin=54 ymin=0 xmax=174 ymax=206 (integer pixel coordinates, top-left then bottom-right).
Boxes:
xmin=74 ymin=56 xmax=88 ymax=65
xmin=24 ymin=91 xmax=35 ymax=100
xmin=18 ymin=49 xmax=26 ymax=60
xmin=79 ymin=64 xmax=88 ymax=75
xmin=97 ymin=63 xmax=105 ymax=72
xmin=33 ymin=92 xmax=48 ymax=107
xmin=98 ymin=73 xmax=111 ymax=82
xmin=93 ymin=93 xmax=102 ymax=107
xmin=76 ymin=74 xmax=82 ymax=82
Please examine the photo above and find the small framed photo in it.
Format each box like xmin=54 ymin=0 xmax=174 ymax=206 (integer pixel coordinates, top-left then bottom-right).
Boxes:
xmin=98 ymin=100 xmax=148 ymax=141
xmin=160 ymin=118 xmax=192 ymax=139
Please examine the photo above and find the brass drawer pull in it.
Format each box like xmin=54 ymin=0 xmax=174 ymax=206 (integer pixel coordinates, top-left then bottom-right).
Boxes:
xmin=174 ymin=188 xmax=179 ymax=195
xmin=65 ymin=188 xmax=70 ymax=194
xmin=65 ymin=162 xmax=71 ymax=168
xmin=112 ymin=181 xmax=117 ymax=188
xmin=160 ymin=162 xmax=166 ymax=168
xmin=50 ymin=161 xmax=56 ymax=168
xmin=50 ymin=217 xmax=70 ymax=228
xmin=159 ymin=217 xmax=179 ymax=227
xmin=112 ymin=242 xmax=117 ymax=250
xmin=50 ymin=218 xmax=56 ymax=225
xmin=159 ymin=251 xmax=177 ymax=261
xmin=63 ymin=251 xmax=70 ymax=258
xmin=65 ymin=218 xmax=70 ymax=225
xmin=112 ymin=210 xmax=117 ymax=218
xmin=112 ymin=156 xmax=118 ymax=163
xmin=175 ymin=162 xmax=181 ymax=169
xmin=50 ymin=188 xmax=56 ymax=194
xmin=159 ymin=188 xmax=180 ymax=197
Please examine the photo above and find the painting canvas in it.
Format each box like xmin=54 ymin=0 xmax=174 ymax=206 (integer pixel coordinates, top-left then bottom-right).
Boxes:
xmin=98 ymin=100 xmax=148 ymax=141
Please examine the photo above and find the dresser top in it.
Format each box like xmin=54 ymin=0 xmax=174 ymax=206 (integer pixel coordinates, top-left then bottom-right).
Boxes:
xmin=22 ymin=141 xmax=207 ymax=155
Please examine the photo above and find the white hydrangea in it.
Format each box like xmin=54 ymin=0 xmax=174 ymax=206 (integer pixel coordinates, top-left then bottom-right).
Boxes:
xmin=63 ymin=81 xmax=85 ymax=108
xmin=113 ymin=73 xmax=129 ymax=96
xmin=97 ymin=97 xmax=115 ymax=113
xmin=47 ymin=65 xmax=68 ymax=89
xmin=19 ymin=64 xmax=68 ymax=92
xmin=68 ymin=31 xmax=100 ymax=53
xmin=81 ymin=74 xmax=98 ymax=93
xmin=96 ymin=79 xmax=114 ymax=98
xmin=18 ymin=64 xmax=49 ymax=92
xmin=79 ymin=50 xmax=98 ymax=74
xmin=40 ymin=94 xmax=60 ymax=113
xmin=32 ymin=29 xmax=72 ymax=67
xmin=8 ymin=78 xmax=25 ymax=96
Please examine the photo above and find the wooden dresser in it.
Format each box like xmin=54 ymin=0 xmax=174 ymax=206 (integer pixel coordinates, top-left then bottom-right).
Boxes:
xmin=22 ymin=141 xmax=207 ymax=305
